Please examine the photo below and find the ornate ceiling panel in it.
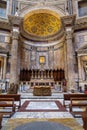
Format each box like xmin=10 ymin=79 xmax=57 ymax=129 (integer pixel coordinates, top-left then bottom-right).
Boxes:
xmin=23 ymin=9 xmax=61 ymax=37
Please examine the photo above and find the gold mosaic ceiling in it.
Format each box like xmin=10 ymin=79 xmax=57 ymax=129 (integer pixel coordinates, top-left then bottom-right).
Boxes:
xmin=23 ymin=10 xmax=61 ymax=37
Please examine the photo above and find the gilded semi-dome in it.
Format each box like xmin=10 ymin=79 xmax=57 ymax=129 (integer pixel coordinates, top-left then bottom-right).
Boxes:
xmin=23 ymin=9 xmax=62 ymax=37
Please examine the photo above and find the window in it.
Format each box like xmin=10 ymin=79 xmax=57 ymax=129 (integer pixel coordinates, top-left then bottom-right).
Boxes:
xmin=78 ymin=35 xmax=84 ymax=43
xmin=78 ymin=1 xmax=87 ymax=17
xmin=12 ymin=0 xmax=18 ymax=15
xmin=0 ymin=35 xmax=5 ymax=42
xmin=0 ymin=1 xmax=7 ymax=18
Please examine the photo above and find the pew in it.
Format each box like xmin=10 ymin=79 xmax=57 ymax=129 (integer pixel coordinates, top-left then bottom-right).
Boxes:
xmin=0 ymin=94 xmax=21 ymax=109
xmin=82 ymin=107 xmax=87 ymax=130
xmin=63 ymin=93 xmax=87 ymax=107
xmin=69 ymin=97 xmax=87 ymax=117
xmin=0 ymin=114 xmax=2 ymax=129
xmin=0 ymin=98 xmax=16 ymax=117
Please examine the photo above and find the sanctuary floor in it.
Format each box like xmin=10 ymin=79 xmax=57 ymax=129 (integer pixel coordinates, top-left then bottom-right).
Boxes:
xmin=1 ymin=91 xmax=83 ymax=129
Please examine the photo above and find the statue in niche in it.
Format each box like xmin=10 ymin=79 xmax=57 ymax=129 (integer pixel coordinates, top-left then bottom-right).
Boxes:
xmin=15 ymin=7 xmax=19 ymax=16
xmin=66 ymin=7 xmax=69 ymax=15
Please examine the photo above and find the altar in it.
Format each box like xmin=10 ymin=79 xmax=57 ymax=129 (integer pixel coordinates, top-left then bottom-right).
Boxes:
xmin=33 ymin=86 xmax=51 ymax=96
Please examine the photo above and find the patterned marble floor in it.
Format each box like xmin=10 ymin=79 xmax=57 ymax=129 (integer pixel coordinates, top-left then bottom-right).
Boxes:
xmin=12 ymin=99 xmax=73 ymax=118
xmin=26 ymin=101 xmax=59 ymax=110
xmin=1 ymin=93 xmax=83 ymax=129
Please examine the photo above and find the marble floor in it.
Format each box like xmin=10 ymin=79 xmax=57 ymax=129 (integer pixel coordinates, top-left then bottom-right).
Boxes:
xmin=1 ymin=92 xmax=83 ymax=129
xmin=26 ymin=101 xmax=59 ymax=110
xmin=12 ymin=99 xmax=73 ymax=119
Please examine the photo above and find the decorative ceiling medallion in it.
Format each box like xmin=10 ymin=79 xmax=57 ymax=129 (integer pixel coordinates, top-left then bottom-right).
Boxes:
xmin=23 ymin=9 xmax=61 ymax=37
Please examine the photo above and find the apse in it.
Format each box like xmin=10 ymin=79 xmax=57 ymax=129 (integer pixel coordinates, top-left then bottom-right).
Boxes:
xmin=23 ymin=9 xmax=62 ymax=38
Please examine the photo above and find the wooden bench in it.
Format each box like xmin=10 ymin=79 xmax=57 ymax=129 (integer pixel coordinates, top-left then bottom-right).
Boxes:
xmin=82 ymin=107 xmax=87 ymax=130
xmin=63 ymin=93 xmax=87 ymax=107
xmin=0 ymin=98 xmax=16 ymax=117
xmin=0 ymin=94 xmax=21 ymax=109
xmin=69 ymin=97 xmax=87 ymax=117
xmin=0 ymin=114 xmax=2 ymax=129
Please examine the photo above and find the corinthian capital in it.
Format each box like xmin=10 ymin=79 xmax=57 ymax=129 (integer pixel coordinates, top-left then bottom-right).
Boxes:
xmin=8 ymin=15 xmax=23 ymax=26
xmin=65 ymin=27 xmax=73 ymax=39
xmin=12 ymin=31 xmax=19 ymax=40
xmin=61 ymin=15 xmax=76 ymax=28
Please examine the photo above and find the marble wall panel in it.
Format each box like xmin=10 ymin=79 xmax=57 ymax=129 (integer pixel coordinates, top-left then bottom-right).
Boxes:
xmin=74 ymin=31 xmax=87 ymax=50
xmin=54 ymin=47 xmax=64 ymax=70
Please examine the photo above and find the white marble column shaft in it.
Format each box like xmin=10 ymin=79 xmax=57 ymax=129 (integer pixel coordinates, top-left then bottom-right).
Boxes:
xmin=3 ymin=56 xmax=7 ymax=80
xmin=78 ymin=56 xmax=82 ymax=81
xmin=66 ymin=28 xmax=75 ymax=89
xmin=10 ymin=31 xmax=19 ymax=84
xmin=64 ymin=42 xmax=68 ymax=80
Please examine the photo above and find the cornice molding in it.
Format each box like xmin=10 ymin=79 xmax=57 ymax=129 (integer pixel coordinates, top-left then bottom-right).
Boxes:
xmin=0 ymin=46 xmax=7 ymax=54
xmin=20 ymin=35 xmax=64 ymax=47
xmin=75 ymin=17 xmax=87 ymax=31
xmin=77 ymin=47 xmax=87 ymax=56
xmin=61 ymin=15 xmax=87 ymax=32
xmin=0 ymin=20 xmax=10 ymax=31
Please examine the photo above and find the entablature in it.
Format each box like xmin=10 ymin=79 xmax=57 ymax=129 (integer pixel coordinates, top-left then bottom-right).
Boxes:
xmin=0 ymin=20 xmax=10 ymax=31
xmin=75 ymin=17 xmax=87 ymax=31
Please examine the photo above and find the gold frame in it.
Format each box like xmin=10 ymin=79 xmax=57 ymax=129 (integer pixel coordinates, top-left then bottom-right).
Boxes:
xmin=39 ymin=56 xmax=45 ymax=64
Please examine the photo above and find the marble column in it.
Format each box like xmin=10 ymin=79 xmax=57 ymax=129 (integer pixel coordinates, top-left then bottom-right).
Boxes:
xmin=10 ymin=31 xmax=19 ymax=84
xmin=8 ymin=15 xmax=23 ymax=84
xmin=65 ymin=28 xmax=75 ymax=89
xmin=3 ymin=56 xmax=7 ymax=80
xmin=78 ymin=56 xmax=82 ymax=82
xmin=0 ymin=60 xmax=3 ymax=80
xmin=63 ymin=41 xmax=68 ymax=81
xmin=61 ymin=15 xmax=76 ymax=90
xmin=84 ymin=64 xmax=87 ymax=80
